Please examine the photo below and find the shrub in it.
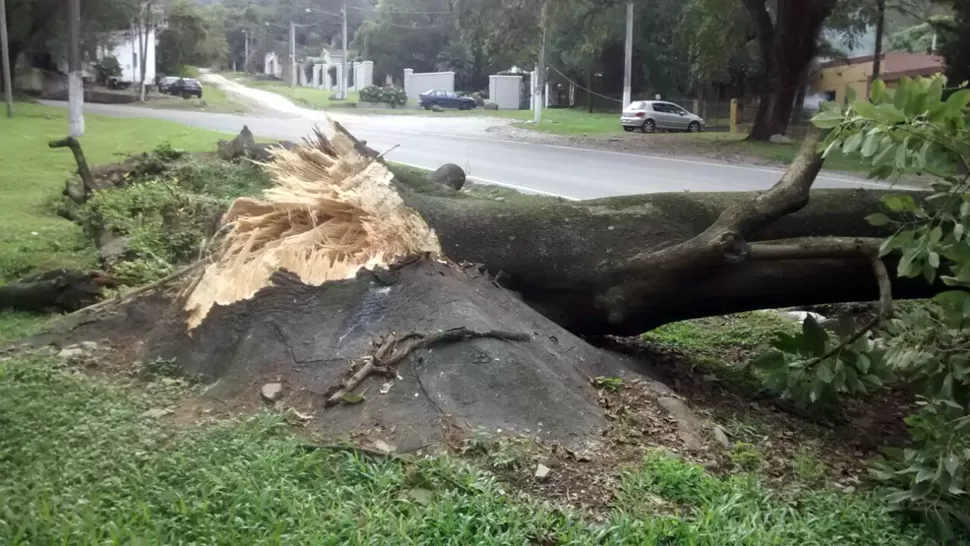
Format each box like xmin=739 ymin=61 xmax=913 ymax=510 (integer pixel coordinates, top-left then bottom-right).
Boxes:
xmin=60 ymin=143 xmax=271 ymax=284
xmin=93 ymin=56 xmax=122 ymax=86
xmin=751 ymin=74 xmax=970 ymax=540
xmin=359 ymin=85 xmax=407 ymax=107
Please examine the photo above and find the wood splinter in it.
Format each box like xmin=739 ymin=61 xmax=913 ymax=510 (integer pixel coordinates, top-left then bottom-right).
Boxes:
xmin=326 ymin=327 xmax=531 ymax=407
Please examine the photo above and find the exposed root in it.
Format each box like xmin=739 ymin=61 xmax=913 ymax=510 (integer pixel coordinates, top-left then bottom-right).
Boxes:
xmin=326 ymin=327 xmax=532 ymax=407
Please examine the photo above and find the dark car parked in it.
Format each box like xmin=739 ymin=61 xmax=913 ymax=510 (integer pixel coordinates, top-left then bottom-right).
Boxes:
xmin=157 ymin=76 xmax=180 ymax=93
xmin=418 ymin=89 xmax=476 ymax=110
xmin=170 ymin=78 xmax=203 ymax=98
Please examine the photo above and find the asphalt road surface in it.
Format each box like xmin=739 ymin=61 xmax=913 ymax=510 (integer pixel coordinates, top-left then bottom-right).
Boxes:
xmin=43 ymin=95 xmax=894 ymax=200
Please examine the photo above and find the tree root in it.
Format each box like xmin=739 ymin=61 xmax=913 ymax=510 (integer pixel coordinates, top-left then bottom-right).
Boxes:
xmin=326 ymin=327 xmax=531 ymax=407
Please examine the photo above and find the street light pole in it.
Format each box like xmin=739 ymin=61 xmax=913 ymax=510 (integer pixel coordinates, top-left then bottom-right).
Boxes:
xmin=0 ymin=0 xmax=14 ymax=117
xmin=622 ymin=1 xmax=633 ymax=108
xmin=68 ymin=0 xmax=84 ymax=136
xmin=243 ymin=30 xmax=249 ymax=73
xmin=290 ymin=21 xmax=296 ymax=87
xmin=342 ymin=0 xmax=349 ymax=99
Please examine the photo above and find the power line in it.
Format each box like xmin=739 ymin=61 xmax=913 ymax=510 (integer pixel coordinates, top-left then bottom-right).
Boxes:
xmin=345 ymin=5 xmax=455 ymax=15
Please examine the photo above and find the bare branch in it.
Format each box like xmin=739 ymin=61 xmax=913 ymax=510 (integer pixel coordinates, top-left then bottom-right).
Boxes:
xmin=326 ymin=328 xmax=531 ymax=406
xmin=745 ymin=237 xmax=883 ymax=261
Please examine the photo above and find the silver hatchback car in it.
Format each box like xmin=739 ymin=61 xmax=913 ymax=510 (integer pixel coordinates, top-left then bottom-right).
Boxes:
xmin=620 ymin=100 xmax=705 ymax=133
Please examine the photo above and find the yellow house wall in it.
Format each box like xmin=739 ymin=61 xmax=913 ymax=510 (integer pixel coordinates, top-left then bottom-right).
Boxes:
xmin=812 ymin=62 xmax=873 ymax=104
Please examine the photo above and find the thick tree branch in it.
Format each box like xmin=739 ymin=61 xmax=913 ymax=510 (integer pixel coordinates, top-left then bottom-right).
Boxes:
xmin=50 ymin=137 xmax=95 ymax=203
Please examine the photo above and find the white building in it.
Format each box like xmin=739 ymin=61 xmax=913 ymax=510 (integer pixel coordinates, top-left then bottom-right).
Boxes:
xmin=83 ymin=28 xmax=158 ymax=83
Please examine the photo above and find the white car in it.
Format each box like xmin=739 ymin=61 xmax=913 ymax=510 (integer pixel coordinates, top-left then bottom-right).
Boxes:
xmin=620 ymin=100 xmax=705 ymax=133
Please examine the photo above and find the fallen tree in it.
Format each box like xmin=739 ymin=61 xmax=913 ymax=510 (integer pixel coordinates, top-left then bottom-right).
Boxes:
xmin=34 ymin=118 xmax=932 ymax=450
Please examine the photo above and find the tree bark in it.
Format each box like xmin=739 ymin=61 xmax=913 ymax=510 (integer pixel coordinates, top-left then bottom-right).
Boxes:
xmin=391 ymin=160 xmax=933 ymax=336
xmin=0 ymin=269 xmax=115 ymax=313
xmin=871 ymin=0 xmax=886 ymax=85
xmin=743 ymin=0 xmax=838 ymax=140
xmin=49 ymin=137 xmax=95 ymax=202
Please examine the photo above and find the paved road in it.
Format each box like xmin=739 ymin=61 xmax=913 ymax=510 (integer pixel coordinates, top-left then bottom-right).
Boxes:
xmin=44 ymin=94 xmax=891 ymax=200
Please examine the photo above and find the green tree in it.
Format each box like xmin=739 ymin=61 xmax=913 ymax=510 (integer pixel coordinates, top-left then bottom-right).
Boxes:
xmin=934 ymin=0 xmax=970 ymax=86
xmin=1 ymin=0 xmax=138 ymax=87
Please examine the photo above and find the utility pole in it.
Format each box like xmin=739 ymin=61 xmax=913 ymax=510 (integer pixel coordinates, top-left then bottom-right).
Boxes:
xmin=342 ymin=0 xmax=349 ymax=99
xmin=622 ymin=1 xmax=633 ymax=108
xmin=243 ymin=30 xmax=249 ymax=73
xmin=534 ymin=23 xmax=546 ymax=123
xmin=289 ymin=21 xmax=296 ymax=87
xmin=68 ymin=0 xmax=84 ymax=136
xmin=0 ymin=0 xmax=13 ymax=117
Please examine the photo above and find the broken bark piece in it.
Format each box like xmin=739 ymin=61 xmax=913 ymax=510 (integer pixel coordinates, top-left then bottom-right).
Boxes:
xmin=0 ymin=269 xmax=116 ymax=313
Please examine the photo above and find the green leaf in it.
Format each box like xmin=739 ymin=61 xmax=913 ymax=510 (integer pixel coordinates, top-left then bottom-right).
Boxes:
xmin=861 ymin=131 xmax=882 ymax=158
xmin=955 ymin=223 xmax=964 ymax=241
xmin=931 ymin=225 xmax=943 ymax=243
xmin=946 ymin=89 xmax=970 ymax=112
xmin=870 ymin=79 xmax=887 ymax=102
xmin=876 ymin=102 xmax=907 ymax=123
xmin=945 ymin=454 xmax=960 ymax=476
xmin=816 ymin=361 xmax=834 ymax=383
xmin=927 ymin=76 xmax=945 ymax=107
xmin=854 ymin=99 xmax=877 ymax=120
xmin=750 ymin=350 xmax=786 ymax=371
xmin=894 ymin=78 xmax=910 ymax=111
xmin=842 ymin=132 xmax=864 ymax=154
xmin=342 ymin=393 xmax=365 ymax=404
xmin=884 ymin=195 xmax=917 ymax=212
xmin=866 ymin=213 xmax=891 ymax=226
xmin=856 ymin=353 xmax=871 ymax=374
xmin=812 ymin=110 xmax=844 ymax=129
xmin=916 ymin=466 xmax=937 ymax=483
xmin=771 ymin=333 xmax=801 ymax=354
xmin=802 ymin=316 xmax=828 ymax=356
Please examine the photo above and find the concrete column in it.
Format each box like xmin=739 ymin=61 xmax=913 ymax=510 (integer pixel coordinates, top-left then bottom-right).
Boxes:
xmin=351 ymin=61 xmax=361 ymax=91
xmin=404 ymin=68 xmax=414 ymax=99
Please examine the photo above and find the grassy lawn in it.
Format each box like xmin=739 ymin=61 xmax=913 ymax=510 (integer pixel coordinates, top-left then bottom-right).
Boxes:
xmin=234 ymin=76 xmax=360 ymax=110
xmin=0 ymin=102 xmax=230 ymax=282
xmin=143 ymin=82 xmax=249 ymax=114
xmin=0 ymin=350 xmax=926 ymax=544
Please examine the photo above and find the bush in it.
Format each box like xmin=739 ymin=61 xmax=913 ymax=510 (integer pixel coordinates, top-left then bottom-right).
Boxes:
xmin=59 ymin=143 xmax=271 ymax=284
xmin=93 ymin=56 xmax=122 ymax=86
xmin=752 ymin=74 xmax=970 ymax=540
xmin=358 ymin=85 xmax=407 ymax=107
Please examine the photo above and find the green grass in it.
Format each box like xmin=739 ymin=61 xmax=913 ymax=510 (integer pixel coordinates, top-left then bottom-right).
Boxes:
xmin=641 ymin=311 xmax=800 ymax=391
xmin=0 ymin=103 xmax=232 ymax=282
xmin=143 ymin=83 xmax=249 ymax=114
xmin=0 ymin=353 xmax=929 ymax=544
xmin=613 ymin=451 xmax=924 ymax=544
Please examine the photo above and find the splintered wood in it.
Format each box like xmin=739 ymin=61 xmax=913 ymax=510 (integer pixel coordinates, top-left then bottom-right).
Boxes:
xmin=183 ymin=121 xmax=442 ymax=329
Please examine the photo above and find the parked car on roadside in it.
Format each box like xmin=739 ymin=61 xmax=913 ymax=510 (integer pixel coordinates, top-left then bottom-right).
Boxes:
xmin=418 ymin=89 xmax=477 ymax=110
xmin=157 ymin=76 xmax=179 ymax=93
xmin=169 ymin=78 xmax=203 ymax=99
xmin=620 ymin=100 xmax=704 ymax=133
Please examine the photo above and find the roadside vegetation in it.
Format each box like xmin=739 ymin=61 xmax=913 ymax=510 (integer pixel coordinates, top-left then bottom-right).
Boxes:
xmin=141 ymin=83 xmax=249 ymax=114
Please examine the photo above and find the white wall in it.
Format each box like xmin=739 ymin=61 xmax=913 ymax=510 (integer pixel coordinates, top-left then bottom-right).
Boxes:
xmin=96 ymin=29 xmax=156 ymax=83
xmin=264 ymin=53 xmax=282 ymax=78
xmin=489 ymin=75 xmax=521 ymax=109
xmin=403 ymin=69 xmax=455 ymax=100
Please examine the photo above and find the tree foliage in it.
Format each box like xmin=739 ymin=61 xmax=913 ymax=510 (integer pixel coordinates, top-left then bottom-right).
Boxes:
xmin=934 ymin=0 xmax=970 ymax=87
xmin=755 ymin=75 xmax=970 ymax=540
xmin=156 ymin=0 xmax=227 ymax=74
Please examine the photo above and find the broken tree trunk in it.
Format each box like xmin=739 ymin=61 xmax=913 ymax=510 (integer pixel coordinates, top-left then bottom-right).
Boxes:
xmin=0 ymin=269 xmax=115 ymax=313
xmin=39 ymin=116 xmax=932 ymax=452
